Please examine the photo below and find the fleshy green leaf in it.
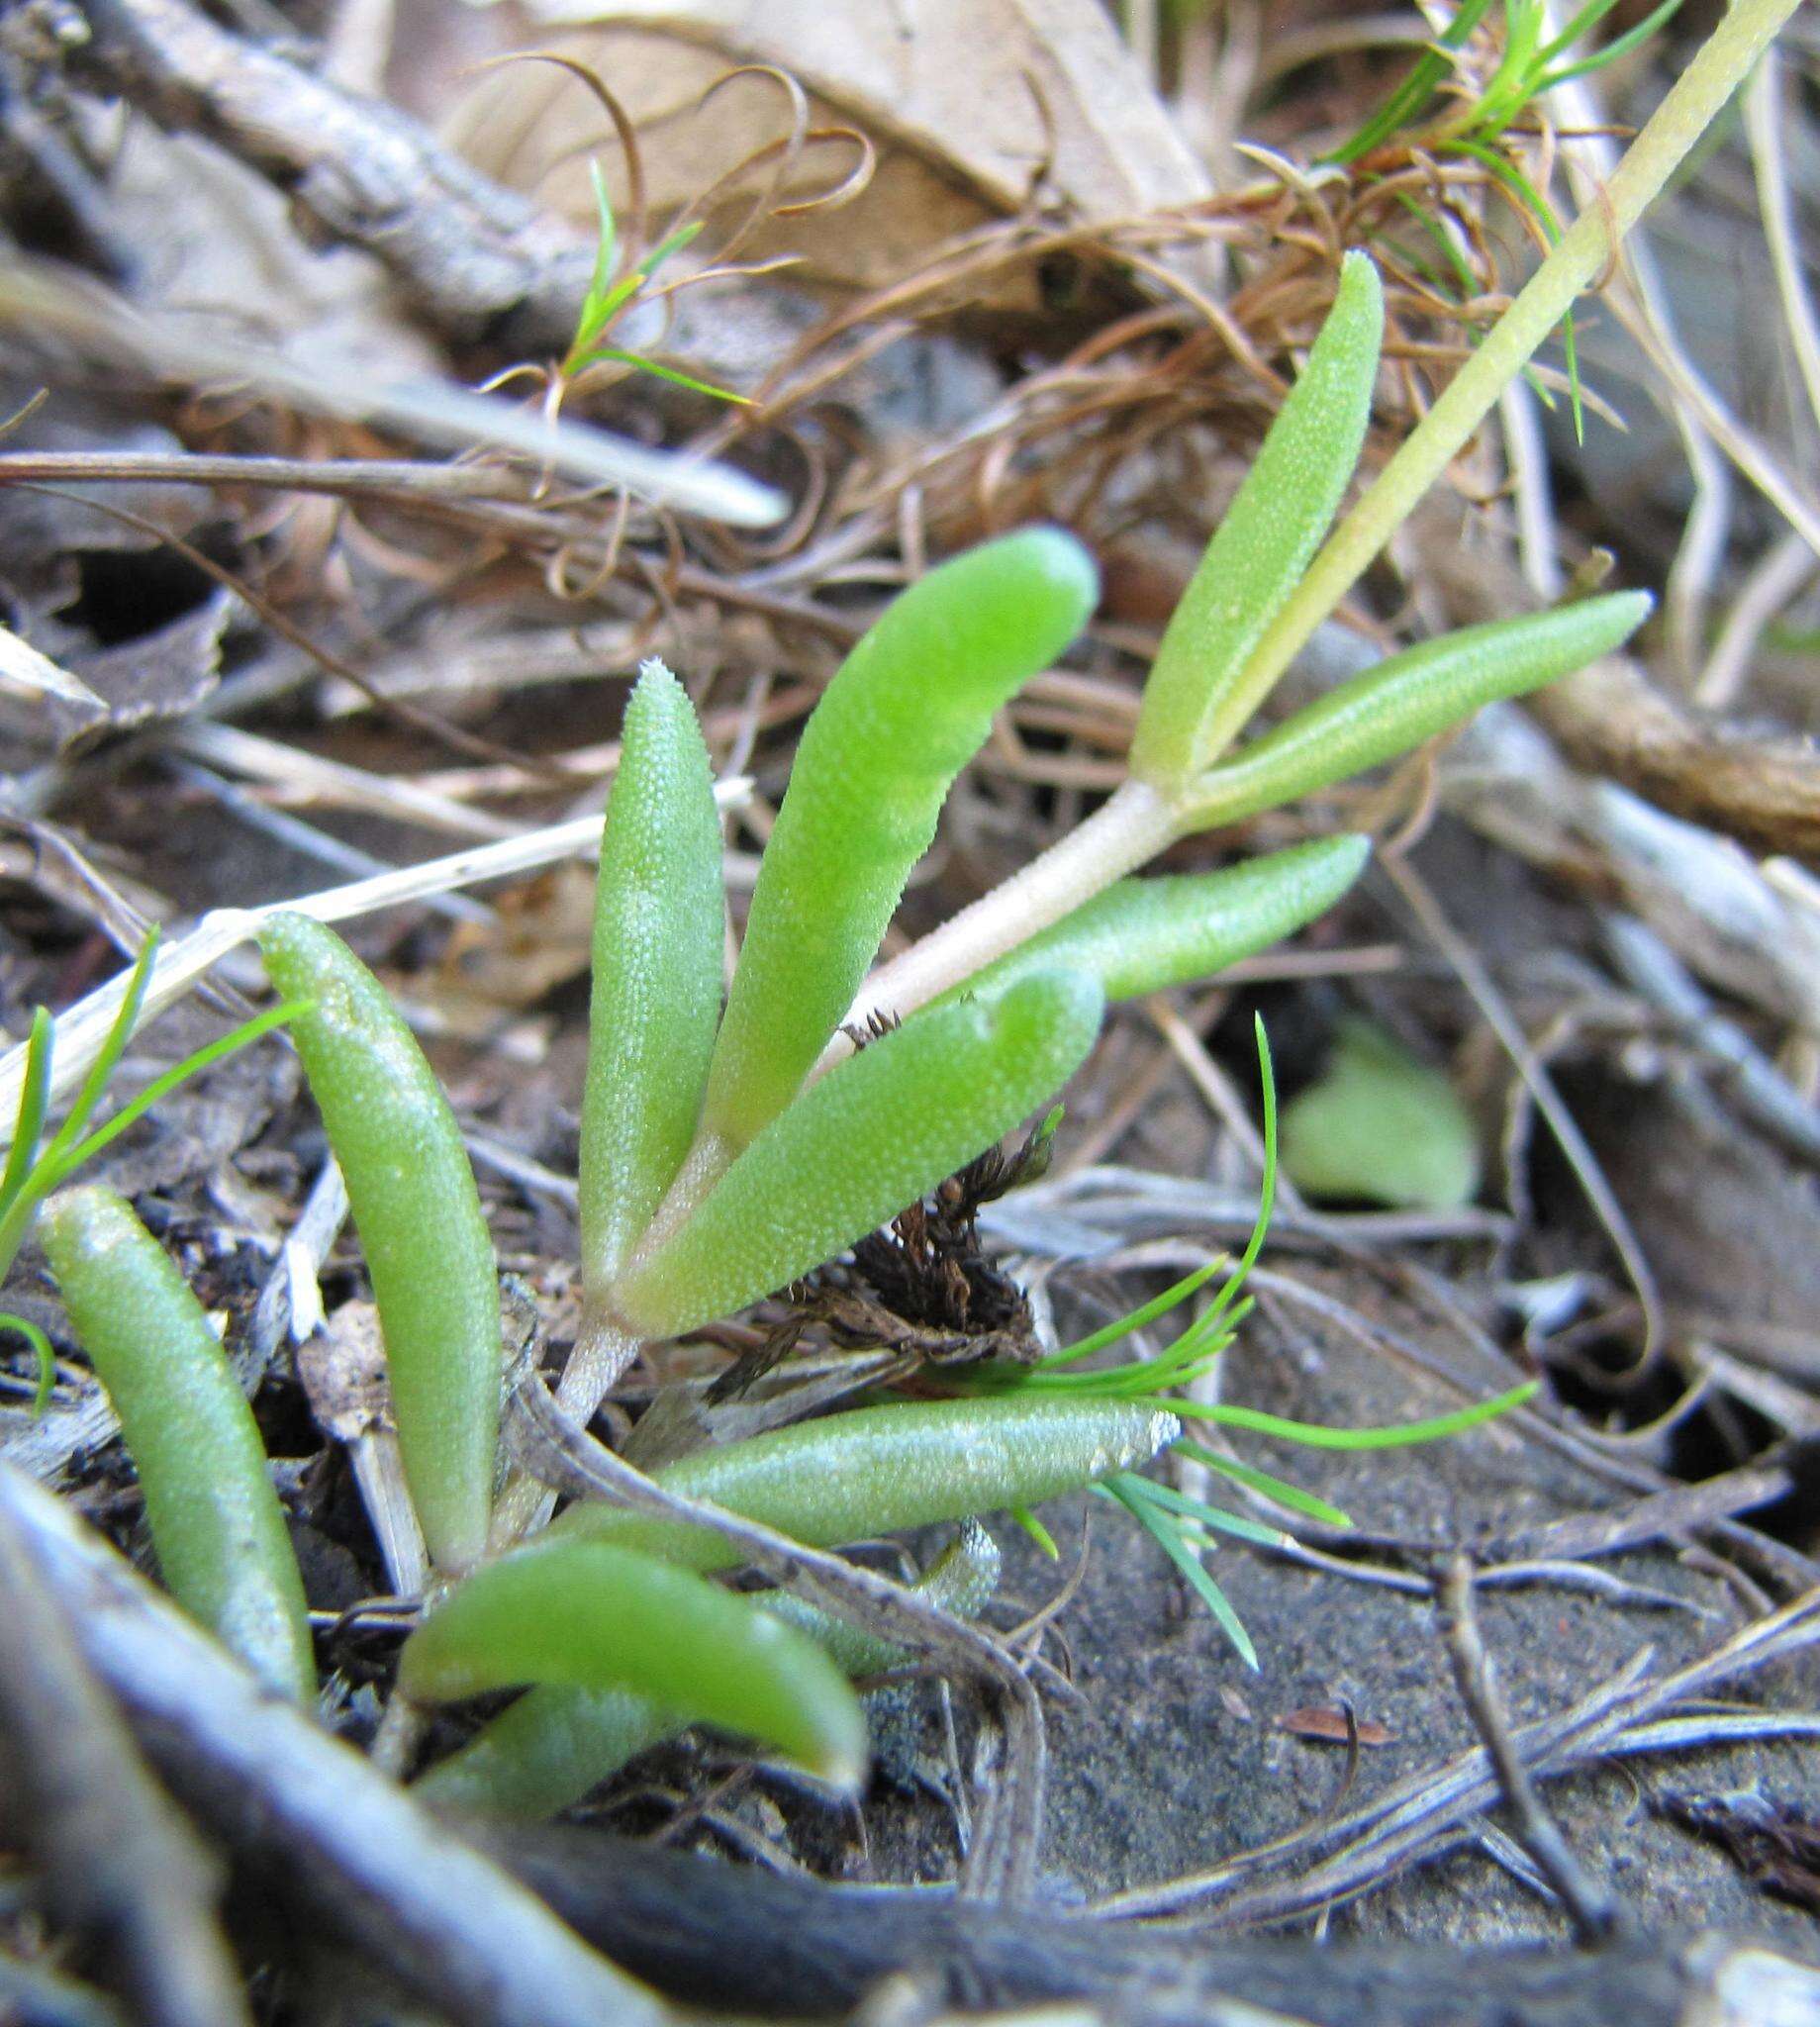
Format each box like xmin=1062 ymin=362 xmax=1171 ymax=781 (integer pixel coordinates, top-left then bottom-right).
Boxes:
xmin=41 ymin=1187 xmax=315 ymax=1700
xmin=1281 ymin=1017 xmax=1481 ymax=1209
xmin=580 ymin=661 xmax=724 ymax=1291
xmin=398 ymin=1538 xmax=867 ymax=1788
xmin=550 ymin=1394 xmax=1179 ymax=1572
xmin=622 ymin=968 xmax=1104 ymax=1338
xmin=399 ymin=1540 xmax=867 ymax=1784
xmin=941 ymin=835 xmax=1369 ymax=1009
xmin=1185 ymin=591 xmax=1652 ymax=828
xmin=415 ymin=1522 xmax=1000 ymax=1820
xmin=258 ymin=914 xmax=501 ymax=1575
xmin=699 ymin=530 xmax=1100 ymax=1152
xmin=1129 ymin=253 xmax=1385 ymax=786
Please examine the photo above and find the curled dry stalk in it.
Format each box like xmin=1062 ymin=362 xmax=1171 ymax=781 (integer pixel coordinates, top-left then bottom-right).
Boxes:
xmin=481 ymin=51 xmax=874 ymax=418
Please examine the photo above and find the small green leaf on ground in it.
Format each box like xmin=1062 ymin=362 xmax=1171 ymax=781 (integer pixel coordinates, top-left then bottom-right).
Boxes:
xmin=1281 ymin=1017 xmax=1480 ymax=1209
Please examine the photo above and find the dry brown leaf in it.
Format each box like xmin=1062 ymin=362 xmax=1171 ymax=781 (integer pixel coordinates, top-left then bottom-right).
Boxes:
xmin=1275 ymin=1705 xmax=1395 ymax=1748
xmin=297 ymin=1302 xmax=392 ymax=1444
xmin=432 ymin=863 xmax=600 ymax=1012
xmin=456 ymin=0 xmax=1212 ymax=295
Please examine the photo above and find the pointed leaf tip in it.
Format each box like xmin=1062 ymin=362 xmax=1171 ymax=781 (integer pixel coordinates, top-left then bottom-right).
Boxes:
xmin=1186 ymin=589 xmax=1653 ymax=828
xmin=942 ymin=834 xmax=1371 ymax=1008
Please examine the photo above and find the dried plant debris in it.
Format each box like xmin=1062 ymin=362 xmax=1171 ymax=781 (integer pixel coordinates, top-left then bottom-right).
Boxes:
xmin=707 ymin=1109 xmax=1060 ymax=1401
xmin=1659 ymin=1789 xmax=1820 ymax=1915
xmin=846 ymin=1119 xmax=1057 ymax=1351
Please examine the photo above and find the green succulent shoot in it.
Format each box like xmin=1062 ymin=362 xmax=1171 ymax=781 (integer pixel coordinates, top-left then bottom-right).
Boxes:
xmin=258 ymin=913 xmax=503 ymax=1579
xmin=250 ymin=247 xmax=1634 ymax=1784
xmin=573 ymin=248 xmax=1647 ymax=1375
xmin=17 ymin=237 xmax=1662 ymax=1806
xmin=41 ymin=1186 xmax=315 ymax=1702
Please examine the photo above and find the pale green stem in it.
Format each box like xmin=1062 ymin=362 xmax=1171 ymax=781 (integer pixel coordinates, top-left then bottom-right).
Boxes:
xmin=1193 ymin=0 xmax=1804 ymax=764
xmin=370 ymin=1692 xmax=429 ymax=1778
xmin=621 ymin=1129 xmax=737 ymax=1269
xmin=816 ymin=779 xmax=1178 ymax=1077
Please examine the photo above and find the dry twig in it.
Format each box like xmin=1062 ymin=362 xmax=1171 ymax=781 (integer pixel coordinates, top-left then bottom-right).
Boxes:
xmin=0 ymin=1462 xmax=674 ymax=2027
xmin=0 ymin=1491 xmax=249 ymax=2027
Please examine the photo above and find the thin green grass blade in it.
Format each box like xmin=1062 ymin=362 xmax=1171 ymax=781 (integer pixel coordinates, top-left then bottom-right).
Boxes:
xmin=1535 ymin=0 xmax=1625 ymax=67
xmin=1039 ymin=1257 xmax=1226 ymax=1370
xmin=1183 ymin=1380 xmax=1538 ymax=1446
xmin=0 ymin=1008 xmax=53 ymax=1216
xmin=1102 ymin=1476 xmax=1258 ymax=1669
xmin=49 ymin=1001 xmax=310 ymax=1184
xmin=1174 ymin=1442 xmax=1355 ymax=1527
xmin=1185 ymin=592 xmax=1652 ymax=827
xmin=1197 ymin=1015 xmax=1278 ymax=1334
xmin=586 ymin=160 xmax=617 ymax=308
xmin=1010 ymin=1504 xmax=1060 ymax=1558
xmin=1114 ymin=1474 xmax=1288 ymax=1550
xmin=637 ymin=220 xmax=706 ymax=275
xmin=0 ymin=997 xmax=303 ymax=1293
xmin=1323 ymin=0 xmax=1497 ymax=162
xmin=1386 ymin=188 xmax=1481 ymax=297
xmin=0 ymin=1310 xmax=55 ymax=1418
xmin=621 ymin=969 xmax=1104 ymax=1338
xmin=577 ymin=349 xmax=751 ymax=403
xmin=699 ymin=529 xmax=1099 ymax=1151
xmin=1469 ymin=1 xmax=1549 ymax=135
xmin=565 ymin=158 xmax=620 ymax=362
xmin=1130 ymin=254 xmax=1384 ymax=785
xmin=1538 ymin=0 xmax=1681 ymax=86
xmin=938 ymin=836 xmax=1371 ymax=1012
xmin=580 ymin=661 xmax=725 ymax=1295
xmin=584 ymin=272 xmax=646 ymax=334
xmin=41 ymin=932 xmax=159 ymax=1169
xmin=991 ymin=1289 xmax=1249 ymax=1400
xmin=1138 ymin=1306 xmax=1238 ymax=1383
